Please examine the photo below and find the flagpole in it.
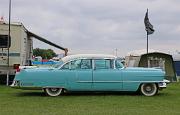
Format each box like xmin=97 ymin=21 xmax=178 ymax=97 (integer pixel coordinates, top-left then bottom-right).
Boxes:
xmin=147 ymin=28 xmax=148 ymax=54
xmin=7 ymin=0 xmax=11 ymax=86
xmin=146 ymin=9 xmax=148 ymax=54
xmin=8 ymin=0 xmax=11 ymax=67
xmin=146 ymin=9 xmax=149 ymax=68
xmin=146 ymin=25 xmax=149 ymax=67
xmin=144 ymin=8 xmax=155 ymax=67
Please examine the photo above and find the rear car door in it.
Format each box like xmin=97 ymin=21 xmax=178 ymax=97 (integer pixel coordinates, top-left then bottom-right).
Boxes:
xmin=75 ymin=59 xmax=93 ymax=91
xmin=92 ymin=59 xmax=122 ymax=91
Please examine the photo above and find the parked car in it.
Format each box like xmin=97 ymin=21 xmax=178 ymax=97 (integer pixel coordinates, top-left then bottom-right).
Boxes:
xmin=11 ymin=54 xmax=169 ymax=96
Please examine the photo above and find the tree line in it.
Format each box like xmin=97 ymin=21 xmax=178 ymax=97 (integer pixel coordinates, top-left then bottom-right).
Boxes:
xmin=33 ymin=48 xmax=56 ymax=59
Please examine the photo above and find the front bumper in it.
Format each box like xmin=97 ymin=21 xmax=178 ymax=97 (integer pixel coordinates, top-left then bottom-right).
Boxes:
xmin=158 ymin=79 xmax=170 ymax=88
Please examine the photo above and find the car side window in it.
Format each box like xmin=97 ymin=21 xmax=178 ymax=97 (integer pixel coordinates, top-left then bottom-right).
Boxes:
xmin=94 ymin=59 xmax=114 ymax=69
xmin=115 ymin=59 xmax=124 ymax=69
xmin=61 ymin=62 xmax=70 ymax=69
xmin=61 ymin=60 xmax=81 ymax=70
xmin=71 ymin=60 xmax=81 ymax=69
xmin=61 ymin=59 xmax=92 ymax=70
xmin=81 ymin=59 xmax=92 ymax=69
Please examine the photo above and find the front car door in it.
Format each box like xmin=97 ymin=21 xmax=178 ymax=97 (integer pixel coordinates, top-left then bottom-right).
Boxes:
xmin=61 ymin=59 xmax=93 ymax=91
xmin=92 ymin=59 xmax=123 ymax=91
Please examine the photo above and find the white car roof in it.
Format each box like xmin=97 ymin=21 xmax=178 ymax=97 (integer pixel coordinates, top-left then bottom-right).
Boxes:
xmin=62 ymin=54 xmax=117 ymax=62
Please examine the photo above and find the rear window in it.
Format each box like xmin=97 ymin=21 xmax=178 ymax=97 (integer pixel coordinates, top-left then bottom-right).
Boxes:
xmin=0 ymin=35 xmax=11 ymax=48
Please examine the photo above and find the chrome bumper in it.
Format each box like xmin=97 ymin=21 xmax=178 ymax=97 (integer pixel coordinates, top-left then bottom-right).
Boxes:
xmin=158 ymin=79 xmax=170 ymax=88
xmin=10 ymin=80 xmax=20 ymax=88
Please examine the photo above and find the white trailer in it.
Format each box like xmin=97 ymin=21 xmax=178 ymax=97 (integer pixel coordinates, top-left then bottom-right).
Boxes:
xmin=0 ymin=20 xmax=68 ymax=85
xmin=0 ymin=22 xmax=33 ymax=75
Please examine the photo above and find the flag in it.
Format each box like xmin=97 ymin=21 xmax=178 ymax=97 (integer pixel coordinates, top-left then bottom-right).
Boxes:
xmin=144 ymin=10 xmax=155 ymax=35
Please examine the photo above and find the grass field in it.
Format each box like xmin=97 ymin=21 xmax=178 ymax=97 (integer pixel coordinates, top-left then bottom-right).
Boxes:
xmin=0 ymin=83 xmax=180 ymax=115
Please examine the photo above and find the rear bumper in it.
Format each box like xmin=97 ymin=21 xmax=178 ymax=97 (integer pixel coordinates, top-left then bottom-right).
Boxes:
xmin=10 ymin=80 xmax=20 ymax=89
xmin=10 ymin=80 xmax=41 ymax=90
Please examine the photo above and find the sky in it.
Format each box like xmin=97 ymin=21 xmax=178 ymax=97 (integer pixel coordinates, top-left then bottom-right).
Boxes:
xmin=1 ymin=0 xmax=180 ymax=57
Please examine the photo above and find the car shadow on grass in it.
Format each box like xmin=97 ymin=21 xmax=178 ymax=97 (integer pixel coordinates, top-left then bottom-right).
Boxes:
xmin=65 ymin=91 xmax=139 ymax=96
xmin=14 ymin=90 xmax=169 ymax=97
xmin=14 ymin=91 xmax=46 ymax=97
xmin=14 ymin=91 xmax=145 ymax=97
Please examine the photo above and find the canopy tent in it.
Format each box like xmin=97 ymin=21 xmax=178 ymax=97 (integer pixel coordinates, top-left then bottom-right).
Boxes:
xmin=125 ymin=50 xmax=177 ymax=82
xmin=139 ymin=52 xmax=177 ymax=82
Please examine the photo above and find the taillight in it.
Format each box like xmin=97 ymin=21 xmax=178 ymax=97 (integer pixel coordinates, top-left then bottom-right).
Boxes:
xmin=14 ymin=64 xmax=20 ymax=69
xmin=16 ymin=68 xmax=21 ymax=72
xmin=14 ymin=64 xmax=20 ymax=72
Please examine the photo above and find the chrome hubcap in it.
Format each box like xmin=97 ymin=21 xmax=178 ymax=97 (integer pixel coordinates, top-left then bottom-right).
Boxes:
xmin=145 ymin=86 xmax=152 ymax=92
xmin=51 ymin=88 xmax=58 ymax=92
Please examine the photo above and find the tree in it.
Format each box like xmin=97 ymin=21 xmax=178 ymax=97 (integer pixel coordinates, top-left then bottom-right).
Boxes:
xmin=33 ymin=48 xmax=56 ymax=59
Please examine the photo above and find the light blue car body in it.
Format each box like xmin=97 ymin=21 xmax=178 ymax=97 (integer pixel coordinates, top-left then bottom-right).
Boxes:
xmin=11 ymin=54 xmax=166 ymax=92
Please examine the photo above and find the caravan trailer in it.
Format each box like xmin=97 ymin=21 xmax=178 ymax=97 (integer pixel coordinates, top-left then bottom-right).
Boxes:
xmin=0 ymin=22 xmax=33 ymax=75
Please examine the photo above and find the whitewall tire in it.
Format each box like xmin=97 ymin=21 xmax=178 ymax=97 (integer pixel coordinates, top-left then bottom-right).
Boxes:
xmin=140 ymin=83 xmax=158 ymax=96
xmin=44 ymin=88 xmax=63 ymax=97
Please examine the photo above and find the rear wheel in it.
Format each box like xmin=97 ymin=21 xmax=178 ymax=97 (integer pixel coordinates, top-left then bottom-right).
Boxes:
xmin=140 ymin=83 xmax=158 ymax=96
xmin=44 ymin=88 xmax=63 ymax=97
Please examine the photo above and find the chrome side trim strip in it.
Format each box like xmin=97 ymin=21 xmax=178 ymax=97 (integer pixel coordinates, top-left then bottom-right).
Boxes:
xmin=76 ymin=80 xmax=165 ymax=83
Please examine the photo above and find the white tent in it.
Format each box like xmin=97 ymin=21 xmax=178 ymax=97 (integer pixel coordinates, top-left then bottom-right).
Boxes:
xmin=172 ymin=53 xmax=180 ymax=61
xmin=127 ymin=49 xmax=160 ymax=56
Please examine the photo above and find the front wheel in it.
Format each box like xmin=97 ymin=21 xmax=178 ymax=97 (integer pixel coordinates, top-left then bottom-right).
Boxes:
xmin=140 ymin=83 xmax=158 ymax=96
xmin=44 ymin=88 xmax=63 ymax=97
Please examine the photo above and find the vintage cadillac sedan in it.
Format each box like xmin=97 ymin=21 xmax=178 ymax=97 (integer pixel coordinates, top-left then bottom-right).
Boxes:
xmin=11 ymin=54 xmax=169 ymax=96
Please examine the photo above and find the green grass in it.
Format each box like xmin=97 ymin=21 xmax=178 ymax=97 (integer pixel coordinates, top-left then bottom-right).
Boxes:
xmin=1 ymin=83 xmax=180 ymax=115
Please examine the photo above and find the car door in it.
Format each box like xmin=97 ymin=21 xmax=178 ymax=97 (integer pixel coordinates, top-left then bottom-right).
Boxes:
xmin=75 ymin=59 xmax=93 ymax=91
xmin=92 ymin=59 xmax=123 ymax=91
xmin=62 ymin=59 xmax=93 ymax=91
